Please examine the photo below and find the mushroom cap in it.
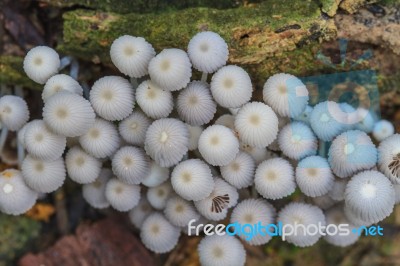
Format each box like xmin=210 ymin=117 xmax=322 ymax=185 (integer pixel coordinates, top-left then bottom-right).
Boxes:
xmin=230 ymin=198 xmax=276 ymax=245
xmin=65 ymin=146 xmax=102 ymax=184
xmin=338 ymin=102 xmax=357 ymax=131
xmin=148 ymin=48 xmax=192 ymax=91
xmin=220 ymin=151 xmax=255 ymax=189
xmin=378 ymin=134 xmax=400 ymax=184
xmin=278 ymin=122 xmax=318 ymax=160
xmin=140 ymin=212 xmax=181 ymax=253
xmin=198 ymin=125 xmax=239 ymax=166
xmin=210 ymin=65 xmax=252 ymax=108
xmin=82 ymin=168 xmax=112 ymax=209
xmin=343 ymin=204 xmax=373 ymax=227
xmin=128 ymin=198 xmax=154 ymax=229
xmin=194 ymin=177 xmax=238 ymax=221
xmin=328 ymin=178 xmax=348 ymax=201
xmin=17 ymin=123 xmax=29 ymax=149
xmin=355 ymin=108 xmax=376 ymax=133
xmin=182 ymin=215 xmax=208 ymax=236
xmin=144 ymin=118 xmax=189 ymax=167
xmin=187 ymin=125 xmax=203 ymax=151
xmin=310 ymin=101 xmax=345 ymax=142
xmin=214 ymin=114 xmax=235 ymax=130
xmin=394 ymin=184 xmax=400 ymax=204
xmin=235 ymin=102 xmax=279 ymax=148
xmin=177 ymin=81 xmax=217 ymax=126
xmin=23 ymin=46 xmax=60 ymax=84
xmin=373 ymin=119 xmax=395 ymax=142
xmin=21 ymin=155 xmax=66 ymax=193
xmin=198 ymin=235 xmax=246 ymax=266
xmin=79 ymin=118 xmax=121 ymax=158
xmin=42 ymin=74 xmax=83 ymax=102
xmin=0 ymin=169 xmax=38 ymax=215
xmin=263 ymin=73 xmax=309 ymax=118
xmin=277 ymin=202 xmax=326 ymax=247
xmin=112 ymin=146 xmax=150 ymax=185
xmin=90 ymin=76 xmax=134 ymax=121
xmin=24 ymin=119 xmax=66 ymax=161
xmin=147 ymin=181 xmax=173 ymax=210
xmin=324 ymin=206 xmax=360 ymax=247
xmin=240 ymin=144 xmax=276 ymax=165
xmin=118 ymin=111 xmax=152 ymax=146
xmin=345 ymin=170 xmax=395 ymax=224
xmin=171 ymin=159 xmax=214 ymax=201
xmin=0 ymin=95 xmax=30 ymax=131
xmin=254 ymin=157 xmax=296 ymax=200
xmin=268 ymin=114 xmax=290 ymax=151
xmin=328 ymin=130 xmax=377 ymax=178
xmin=110 ymin=35 xmax=155 ymax=78
xmin=43 ymin=91 xmax=95 ymax=137
xmin=295 ymin=155 xmax=334 ymax=197
xmin=141 ymin=160 xmax=170 ymax=187
xmin=105 ymin=178 xmax=141 ymax=212
xmin=135 ymin=80 xmax=173 ymax=119
xmin=312 ymin=194 xmax=336 ymax=210
xmin=187 ymin=31 xmax=229 ymax=73
xmin=293 ymin=105 xmax=313 ymax=126
xmin=164 ymin=196 xmax=200 ymax=227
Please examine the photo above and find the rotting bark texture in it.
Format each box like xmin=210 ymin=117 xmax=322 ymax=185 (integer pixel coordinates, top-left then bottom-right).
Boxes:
xmin=58 ymin=1 xmax=336 ymax=64
xmin=336 ymin=4 xmax=400 ymax=55
xmin=1 ymin=0 xmax=400 ymax=90
xmin=18 ymin=218 xmax=156 ymax=266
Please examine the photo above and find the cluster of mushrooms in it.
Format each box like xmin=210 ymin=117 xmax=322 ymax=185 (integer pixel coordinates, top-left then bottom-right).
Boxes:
xmin=0 ymin=31 xmax=399 ymax=266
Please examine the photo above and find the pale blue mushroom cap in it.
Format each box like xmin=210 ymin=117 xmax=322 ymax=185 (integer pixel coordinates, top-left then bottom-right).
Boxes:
xmin=328 ymin=130 xmax=378 ymax=178
xmin=310 ymin=101 xmax=345 ymax=142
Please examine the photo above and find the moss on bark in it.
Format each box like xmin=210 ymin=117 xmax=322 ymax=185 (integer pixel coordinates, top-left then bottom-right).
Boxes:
xmin=58 ymin=1 xmax=336 ymax=85
xmin=0 ymin=56 xmax=41 ymax=90
xmin=0 ymin=215 xmax=41 ymax=266
xmin=41 ymin=0 xmax=258 ymax=14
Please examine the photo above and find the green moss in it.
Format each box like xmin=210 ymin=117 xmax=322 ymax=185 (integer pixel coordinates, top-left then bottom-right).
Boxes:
xmin=378 ymin=0 xmax=400 ymax=5
xmin=59 ymin=1 xmax=335 ymax=81
xmin=0 ymin=215 xmax=41 ymax=265
xmin=378 ymin=72 xmax=400 ymax=93
xmin=42 ymin=0 xmax=258 ymax=14
xmin=320 ymin=0 xmax=341 ymax=16
xmin=0 ymin=56 xmax=41 ymax=90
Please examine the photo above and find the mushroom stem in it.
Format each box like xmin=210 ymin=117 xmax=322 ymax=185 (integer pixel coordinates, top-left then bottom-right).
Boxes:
xmin=0 ymin=127 xmax=9 ymax=154
xmin=54 ymin=187 xmax=70 ymax=235
xmin=14 ymin=86 xmax=24 ymax=97
xmin=13 ymin=87 xmax=25 ymax=168
xmin=70 ymin=58 xmax=80 ymax=80
xmin=59 ymin=56 xmax=73 ymax=71
xmin=318 ymin=140 xmax=326 ymax=157
xmin=81 ymin=82 xmax=90 ymax=100
xmin=251 ymin=185 xmax=258 ymax=197
xmin=17 ymin=140 xmax=25 ymax=168
xmin=201 ymin=72 xmax=207 ymax=82
xmin=229 ymin=107 xmax=240 ymax=115
xmin=0 ymin=85 xmax=11 ymax=96
xmin=130 ymin=77 xmax=139 ymax=89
